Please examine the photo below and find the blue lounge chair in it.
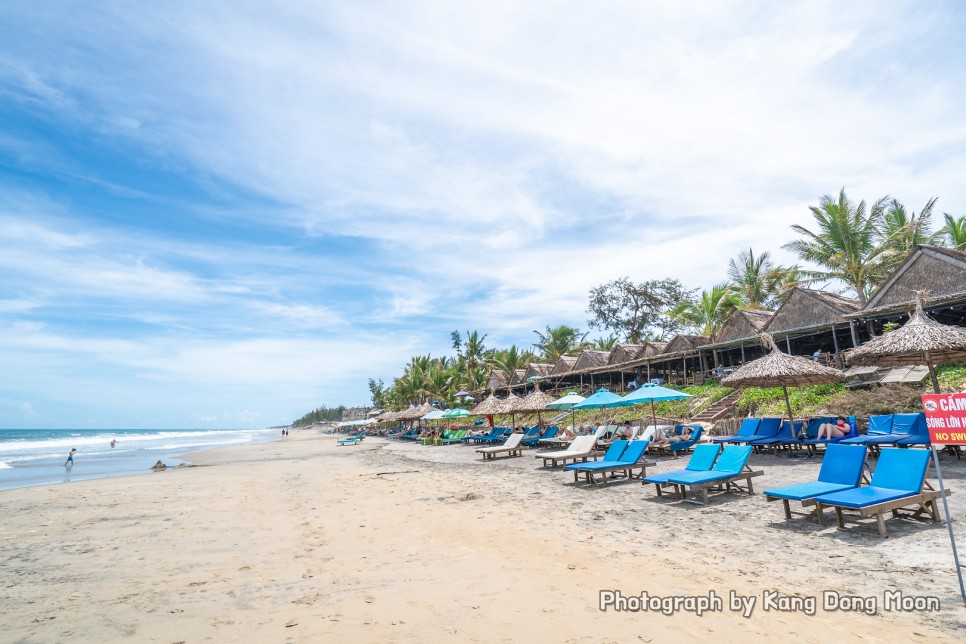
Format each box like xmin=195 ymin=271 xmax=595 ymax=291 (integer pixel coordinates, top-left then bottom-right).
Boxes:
xmin=747 ymin=420 xmax=802 ymax=450
xmin=565 ymin=440 xmax=652 ymax=485
xmin=802 ymin=416 xmax=857 ymax=454
xmin=668 ymin=425 xmax=704 ymax=454
xmin=840 ymin=414 xmax=896 ymax=445
xmin=712 ymin=418 xmax=760 ymax=443
xmin=643 ymin=443 xmax=722 ymax=497
xmin=565 ymin=440 xmax=627 ymax=477
xmin=522 ymin=426 xmax=558 ymax=447
xmin=337 ymin=433 xmax=364 ymax=446
xmin=763 ymin=444 xmax=868 ymax=519
xmin=812 ymin=448 xmax=948 ymax=537
xmin=894 ymin=414 xmax=931 ymax=447
xmin=731 ymin=417 xmax=782 ymax=444
xmin=467 ymin=427 xmax=508 ymax=444
xmin=663 ymin=445 xmax=762 ymax=504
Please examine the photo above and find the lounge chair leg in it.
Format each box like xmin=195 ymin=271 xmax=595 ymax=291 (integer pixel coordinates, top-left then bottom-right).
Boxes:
xmin=815 ymin=503 xmax=826 ymax=527
xmin=782 ymin=499 xmax=791 ymax=520
xmin=835 ymin=507 xmax=845 ymax=528
xmin=876 ymin=512 xmax=887 ymax=537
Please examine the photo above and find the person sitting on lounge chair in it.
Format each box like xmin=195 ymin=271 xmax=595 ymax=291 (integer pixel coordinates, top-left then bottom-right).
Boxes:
xmin=653 ymin=426 xmax=692 ymax=449
xmin=601 ymin=421 xmax=633 ymax=446
xmin=816 ymin=417 xmax=849 ymax=440
xmin=556 ymin=426 xmax=577 ymax=441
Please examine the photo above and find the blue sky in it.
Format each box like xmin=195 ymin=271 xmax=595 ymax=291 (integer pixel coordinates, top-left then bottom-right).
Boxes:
xmin=1 ymin=1 xmax=965 ymax=428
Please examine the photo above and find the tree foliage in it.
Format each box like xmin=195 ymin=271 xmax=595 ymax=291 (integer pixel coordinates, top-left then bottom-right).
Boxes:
xmin=586 ymin=277 xmax=696 ymax=342
xmin=532 ymin=325 xmax=588 ymax=361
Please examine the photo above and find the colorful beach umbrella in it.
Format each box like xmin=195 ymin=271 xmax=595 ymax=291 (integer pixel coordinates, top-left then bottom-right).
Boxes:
xmin=572 ymin=388 xmax=623 ymax=409
xmin=442 ymin=407 xmax=469 ymax=418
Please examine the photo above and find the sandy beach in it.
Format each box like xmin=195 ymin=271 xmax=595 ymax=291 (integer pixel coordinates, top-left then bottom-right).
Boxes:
xmin=1 ymin=432 xmax=964 ymax=642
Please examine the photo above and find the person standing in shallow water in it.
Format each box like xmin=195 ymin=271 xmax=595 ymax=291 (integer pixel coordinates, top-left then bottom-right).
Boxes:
xmin=64 ymin=448 xmax=76 ymax=467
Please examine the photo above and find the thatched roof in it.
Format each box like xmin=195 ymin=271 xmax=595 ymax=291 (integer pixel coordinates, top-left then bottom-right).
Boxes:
xmin=497 ymin=393 xmax=523 ymax=415
xmin=847 ymin=293 xmax=966 ymax=367
xmin=511 ymin=387 xmax=558 ymax=412
xmin=509 ymin=368 xmax=528 ymax=385
xmin=571 ymin=350 xmax=610 ymax=372
xmin=608 ymin=344 xmax=643 ymax=365
xmin=485 ymin=371 xmax=508 ymax=390
xmin=764 ymin=288 xmax=859 ymax=334
xmin=523 ymin=362 xmax=554 ymax=382
xmin=722 ymin=335 xmax=845 ymax=388
xmin=715 ymin=309 xmax=774 ymax=344
xmin=660 ymin=335 xmax=711 ymax=356
xmin=395 ymin=402 xmax=435 ymax=421
xmin=550 ymin=355 xmax=579 ymax=375
xmin=855 ymin=245 xmax=966 ymax=318
xmin=471 ymin=394 xmax=505 ymax=416
xmin=591 ymin=341 xmax=669 ymax=373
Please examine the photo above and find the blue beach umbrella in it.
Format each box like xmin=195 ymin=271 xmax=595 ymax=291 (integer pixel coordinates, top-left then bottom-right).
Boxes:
xmin=610 ymin=382 xmax=691 ymax=428
xmin=572 ymin=388 xmax=624 ymax=409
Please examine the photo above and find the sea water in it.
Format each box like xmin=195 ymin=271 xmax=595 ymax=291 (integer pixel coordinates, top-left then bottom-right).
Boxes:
xmin=0 ymin=427 xmax=279 ymax=491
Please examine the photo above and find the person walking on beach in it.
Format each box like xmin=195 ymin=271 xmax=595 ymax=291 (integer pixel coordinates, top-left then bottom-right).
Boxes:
xmin=64 ymin=448 xmax=76 ymax=467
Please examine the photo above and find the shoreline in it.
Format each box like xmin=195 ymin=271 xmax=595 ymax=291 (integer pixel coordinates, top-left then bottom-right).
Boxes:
xmin=1 ymin=432 xmax=963 ymax=641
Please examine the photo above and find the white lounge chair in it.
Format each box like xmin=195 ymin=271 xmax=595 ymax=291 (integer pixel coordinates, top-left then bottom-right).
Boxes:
xmin=476 ymin=432 xmax=525 ymax=460
xmin=533 ymin=435 xmax=595 ymax=467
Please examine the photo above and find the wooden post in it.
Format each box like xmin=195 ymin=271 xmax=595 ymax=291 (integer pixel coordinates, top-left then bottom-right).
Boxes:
xmin=849 ymin=320 xmax=860 ymax=348
xmin=831 ymin=323 xmax=842 ymax=368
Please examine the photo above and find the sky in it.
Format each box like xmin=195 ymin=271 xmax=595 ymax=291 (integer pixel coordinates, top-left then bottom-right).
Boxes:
xmin=1 ymin=1 xmax=965 ymax=429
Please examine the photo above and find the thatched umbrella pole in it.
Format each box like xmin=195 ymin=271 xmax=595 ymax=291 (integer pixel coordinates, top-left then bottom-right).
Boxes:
xmin=924 ymin=349 xmax=941 ymax=394
xmin=779 ymin=376 xmax=796 ymax=431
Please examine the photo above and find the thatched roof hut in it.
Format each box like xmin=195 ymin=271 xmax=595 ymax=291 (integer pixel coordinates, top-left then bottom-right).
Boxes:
xmin=571 ymin=350 xmax=610 ymax=372
xmin=509 ymin=368 xmax=528 ymax=386
xmin=608 ymin=344 xmax=643 ymax=365
xmin=847 ymin=292 xmax=966 ymax=392
xmin=497 ymin=393 xmax=523 ymax=415
xmin=485 ymin=371 xmax=508 ymax=391
xmin=715 ymin=310 xmax=774 ymax=344
xmin=523 ymin=362 xmax=554 ymax=382
xmin=395 ymin=403 xmax=435 ymax=421
xmin=851 ymin=245 xmax=966 ymax=319
xmin=765 ymin=288 xmax=860 ymax=335
xmin=550 ymin=355 xmax=579 ymax=376
xmin=658 ymin=335 xmax=711 ymax=357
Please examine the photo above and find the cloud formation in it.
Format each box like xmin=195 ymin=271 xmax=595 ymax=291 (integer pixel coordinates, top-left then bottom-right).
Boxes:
xmin=0 ymin=1 xmax=964 ymax=427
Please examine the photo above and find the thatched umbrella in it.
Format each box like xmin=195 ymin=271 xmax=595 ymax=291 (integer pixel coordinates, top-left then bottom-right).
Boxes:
xmin=722 ymin=334 xmax=844 ymax=430
xmin=847 ymin=292 xmax=966 ymax=394
xmin=513 ymin=387 xmax=558 ymax=427
xmin=498 ymin=393 xmax=524 ymax=427
xmin=470 ymin=394 xmax=504 ymax=416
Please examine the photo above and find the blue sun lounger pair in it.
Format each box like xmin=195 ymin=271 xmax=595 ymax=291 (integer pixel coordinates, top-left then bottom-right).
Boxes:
xmin=642 ymin=444 xmax=763 ymax=505
xmin=763 ymin=444 xmax=868 ymax=519
xmin=564 ymin=439 xmax=653 ymax=486
xmin=337 ymin=433 xmax=364 ymax=446
xmin=841 ymin=413 xmax=929 ymax=450
xmin=811 ymin=448 xmax=948 ymax=537
xmin=713 ymin=418 xmax=782 ymax=445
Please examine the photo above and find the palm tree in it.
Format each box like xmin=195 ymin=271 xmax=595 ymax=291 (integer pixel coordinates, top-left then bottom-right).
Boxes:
xmin=783 ymin=189 xmax=890 ymax=305
xmin=532 ymin=325 xmax=588 ymax=362
xmin=488 ymin=345 xmax=532 ymax=385
xmin=669 ymin=284 xmax=741 ymax=338
xmin=941 ymin=213 xmax=966 ymax=250
xmin=877 ymin=197 xmax=941 ymax=271
xmin=726 ymin=247 xmax=799 ymax=309
xmin=591 ymin=336 xmax=618 ymax=351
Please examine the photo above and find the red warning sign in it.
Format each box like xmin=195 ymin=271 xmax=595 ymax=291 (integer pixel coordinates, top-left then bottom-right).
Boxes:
xmin=922 ymin=393 xmax=966 ymax=444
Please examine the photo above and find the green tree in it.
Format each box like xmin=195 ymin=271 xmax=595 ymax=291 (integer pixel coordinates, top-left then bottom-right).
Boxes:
xmin=532 ymin=325 xmax=588 ymax=362
xmin=367 ymin=378 xmax=387 ymax=408
xmin=940 ymin=213 xmax=966 ymax=250
xmin=670 ymin=284 xmax=741 ymax=338
xmin=591 ymin=335 xmax=618 ymax=351
xmin=726 ymin=248 xmax=798 ymax=309
xmin=587 ymin=277 xmax=696 ymax=342
xmin=877 ymin=197 xmax=941 ymax=271
xmin=783 ymin=189 xmax=890 ymax=305
xmin=488 ymin=345 xmax=532 ymax=385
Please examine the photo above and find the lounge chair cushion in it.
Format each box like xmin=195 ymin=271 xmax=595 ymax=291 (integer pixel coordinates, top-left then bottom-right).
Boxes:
xmin=868 ymin=448 xmax=929 ymax=492
xmin=567 ymin=440 xmax=649 ymax=471
xmin=713 ymin=418 xmax=759 ymax=443
xmin=763 ymin=481 xmax=856 ymax=501
xmin=817 ymin=444 xmax=867 ymax=486
xmin=642 ymin=444 xmax=721 ymax=485
xmin=813 ymin=486 xmax=916 ymax=509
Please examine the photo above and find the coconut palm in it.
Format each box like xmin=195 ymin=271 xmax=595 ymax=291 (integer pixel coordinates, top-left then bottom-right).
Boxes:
xmin=940 ymin=213 xmax=966 ymax=250
xmin=877 ymin=198 xmax=941 ymax=271
xmin=669 ymin=284 xmax=741 ymax=338
xmin=591 ymin=335 xmax=618 ymax=351
xmin=488 ymin=345 xmax=533 ymax=385
xmin=532 ymin=325 xmax=588 ymax=362
xmin=726 ymin=247 xmax=799 ymax=309
xmin=783 ymin=189 xmax=890 ymax=306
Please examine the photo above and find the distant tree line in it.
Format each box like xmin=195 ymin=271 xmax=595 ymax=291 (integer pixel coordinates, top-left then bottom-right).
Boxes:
xmin=291 ymin=405 xmax=346 ymax=427
xmin=350 ymin=188 xmax=964 ymax=411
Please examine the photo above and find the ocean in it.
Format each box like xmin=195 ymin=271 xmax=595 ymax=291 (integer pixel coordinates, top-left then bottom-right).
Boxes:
xmin=0 ymin=427 xmax=280 ymax=491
